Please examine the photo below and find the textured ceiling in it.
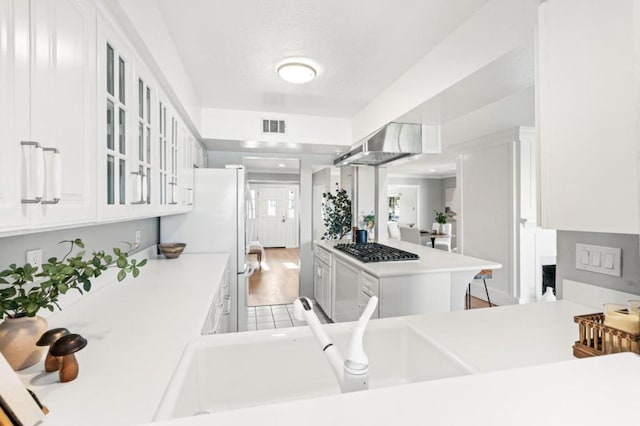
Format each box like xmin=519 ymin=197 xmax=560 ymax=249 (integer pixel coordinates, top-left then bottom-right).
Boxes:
xmin=156 ymin=0 xmax=489 ymax=117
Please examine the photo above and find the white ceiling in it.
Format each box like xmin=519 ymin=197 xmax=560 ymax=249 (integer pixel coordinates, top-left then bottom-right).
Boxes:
xmin=156 ymin=0 xmax=489 ymax=118
xmin=242 ymin=157 xmax=300 ymax=174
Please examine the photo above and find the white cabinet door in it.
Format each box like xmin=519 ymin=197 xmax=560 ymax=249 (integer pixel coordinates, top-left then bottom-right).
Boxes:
xmin=313 ymin=257 xmax=322 ymax=305
xmin=96 ymin=16 xmax=135 ymax=220
xmin=333 ymin=258 xmax=360 ymax=322
xmin=313 ymin=256 xmax=331 ymax=316
xmin=130 ymin=62 xmax=158 ymax=217
xmin=537 ymin=0 xmax=640 ymax=233
xmin=29 ymin=0 xmax=97 ymax=229
xmin=0 ymin=0 xmax=30 ymax=234
xmin=320 ymin=261 xmax=332 ymax=317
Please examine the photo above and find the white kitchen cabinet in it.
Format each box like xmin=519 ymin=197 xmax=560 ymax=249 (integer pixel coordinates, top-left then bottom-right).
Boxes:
xmin=203 ymin=261 xmax=231 ymax=334
xmin=0 ymin=0 xmax=197 ymax=236
xmin=0 ymin=0 xmax=97 ymax=234
xmin=537 ymin=0 xmax=640 ymax=234
xmin=313 ymin=246 xmax=332 ymax=316
xmin=179 ymin=124 xmax=195 ymax=210
xmin=358 ymin=272 xmax=380 ymax=318
xmin=0 ymin=0 xmax=30 ymax=234
xmin=129 ymin=60 xmax=158 ymax=217
xmin=96 ymin=15 xmax=135 ymax=220
xmin=29 ymin=0 xmax=97 ymax=229
xmin=333 ymin=257 xmax=360 ymax=322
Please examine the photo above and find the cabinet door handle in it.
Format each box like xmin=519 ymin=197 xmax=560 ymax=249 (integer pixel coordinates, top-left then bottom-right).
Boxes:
xmin=21 ymin=141 xmax=44 ymax=203
xmin=41 ymin=147 xmax=61 ymax=204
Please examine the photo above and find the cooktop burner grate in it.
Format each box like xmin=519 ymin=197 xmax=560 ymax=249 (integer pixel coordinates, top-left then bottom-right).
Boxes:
xmin=334 ymin=242 xmax=420 ymax=263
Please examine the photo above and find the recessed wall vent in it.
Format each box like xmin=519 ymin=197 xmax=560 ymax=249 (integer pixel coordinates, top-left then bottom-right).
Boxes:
xmin=262 ymin=119 xmax=286 ymax=134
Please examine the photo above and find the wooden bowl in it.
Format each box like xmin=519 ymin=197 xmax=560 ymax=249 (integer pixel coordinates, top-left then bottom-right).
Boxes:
xmin=159 ymin=243 xmax=186 ymax=259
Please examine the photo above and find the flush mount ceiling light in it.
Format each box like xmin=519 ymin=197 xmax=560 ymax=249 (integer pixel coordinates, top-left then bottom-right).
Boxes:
xmin=277 ymin=61 xmax=317 ymax=84
xmin=277 ymin=163 xmax=286 ymax=168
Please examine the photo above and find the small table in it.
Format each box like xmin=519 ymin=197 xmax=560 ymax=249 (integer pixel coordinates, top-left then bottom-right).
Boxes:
xmin=420 ymin=230 xmax=450 ymax=248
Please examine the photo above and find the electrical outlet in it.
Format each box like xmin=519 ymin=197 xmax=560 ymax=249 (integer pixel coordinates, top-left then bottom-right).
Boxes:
xmin=26 ymin=249 xmax=43 ymax=271
xmin=135 ymin=230 xmax=141 ymax=245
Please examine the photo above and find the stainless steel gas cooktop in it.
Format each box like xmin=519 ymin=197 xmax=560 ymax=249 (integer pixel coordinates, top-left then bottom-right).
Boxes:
xmin=334 ymin=242 xmax=420 ymax=263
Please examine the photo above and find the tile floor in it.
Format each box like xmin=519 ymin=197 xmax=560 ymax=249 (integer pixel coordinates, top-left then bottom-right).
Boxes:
xmin=247 ymin=301 xmax=331 ymax=330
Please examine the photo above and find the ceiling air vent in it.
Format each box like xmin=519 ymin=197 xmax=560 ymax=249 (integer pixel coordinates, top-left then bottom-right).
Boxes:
xmin=262 ymin=119 xmax=286 ymax=134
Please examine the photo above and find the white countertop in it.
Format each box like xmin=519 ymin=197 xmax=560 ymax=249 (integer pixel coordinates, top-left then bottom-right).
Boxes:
xmin=151 ymin=353 xmax=640 ymax=426
xmin=18 ymin=253 xmax=229 ymax=426
xmin=16 ymin=252 xmax=637 ymax=426
xmin=144 ymin=300 xmax=620 ymax=426
xmin=315 ymin=239 xmax=501 ymax=277
xmin=404 ymin=300 xmax=596 ymax=372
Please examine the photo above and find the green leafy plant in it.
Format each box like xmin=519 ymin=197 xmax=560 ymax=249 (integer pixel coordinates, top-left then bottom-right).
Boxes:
xmin=0 ymin=239 xmax=146 ymax=319
xmin=321 ymin=184 xmax=353 ymax=240
xmin=434 ymin=209 xmax=450 ymax=225
xmin=361 ymin=212 xmax=375 ymax=230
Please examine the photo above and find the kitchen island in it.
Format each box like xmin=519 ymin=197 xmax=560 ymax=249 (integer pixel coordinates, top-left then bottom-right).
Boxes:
xmin=314 ymin=239 xmax=501 ymax=322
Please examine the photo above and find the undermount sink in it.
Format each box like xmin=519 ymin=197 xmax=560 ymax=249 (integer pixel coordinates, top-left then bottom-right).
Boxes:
xmin=154 ymin=319 xmax=472 ymax=421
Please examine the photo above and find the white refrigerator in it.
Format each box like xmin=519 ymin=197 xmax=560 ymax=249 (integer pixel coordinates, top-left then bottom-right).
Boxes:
xmin=160 ymin=166 xmax=249 ymax=332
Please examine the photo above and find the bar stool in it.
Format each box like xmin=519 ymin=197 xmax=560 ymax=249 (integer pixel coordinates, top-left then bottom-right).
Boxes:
xmin=466 ymin=269 xmax=492 ymax=309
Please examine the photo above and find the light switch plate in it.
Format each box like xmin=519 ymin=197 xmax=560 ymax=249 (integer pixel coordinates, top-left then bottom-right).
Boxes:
xmin=575 ymin=244 xmax=622 ymax=277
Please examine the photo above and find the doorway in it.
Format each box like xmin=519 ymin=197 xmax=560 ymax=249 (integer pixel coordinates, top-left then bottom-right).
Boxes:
xmin=387 ymin=185 xmax=420 ymax=227
xmin=242 ymin=156 xmax=301 ymax=307
xmin=254 ymin=185 xmax=299 ymax=248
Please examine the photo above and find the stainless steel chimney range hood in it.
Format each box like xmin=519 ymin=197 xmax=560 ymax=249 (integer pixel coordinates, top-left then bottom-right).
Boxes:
xmin=334 ymin=122 xmax=423 ymax=167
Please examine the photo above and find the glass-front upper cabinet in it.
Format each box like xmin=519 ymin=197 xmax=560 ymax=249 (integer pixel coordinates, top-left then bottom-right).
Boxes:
xmin=169 ymin=115 xmax=179 ymax=206
xmin=132 ymin=69 xmax=154 ymax=212
xmin=98 ymin=17 xmax=135 ymax=220
xmin=158 ymin=97 xmax=168 ymax=208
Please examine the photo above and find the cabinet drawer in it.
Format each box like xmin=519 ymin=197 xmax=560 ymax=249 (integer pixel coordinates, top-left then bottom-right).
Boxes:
xmin=361 ymin=272 xmax=379 ymax=297
xmin=315 ymin=247 xmax=332 ymax=264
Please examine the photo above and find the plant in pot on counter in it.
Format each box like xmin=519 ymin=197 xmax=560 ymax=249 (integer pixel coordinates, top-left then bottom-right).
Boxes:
xmin=321 ymin=184 xmax=352 ymax=240
xmin=0 ymin=239 xmax=146 ymax=370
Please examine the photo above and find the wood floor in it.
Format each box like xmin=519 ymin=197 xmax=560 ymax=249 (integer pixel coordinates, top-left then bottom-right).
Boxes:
xmin=467 ymin=295 xmax=496 ymax=309
xmin=248 ymin=248 xmax=300 ymax=307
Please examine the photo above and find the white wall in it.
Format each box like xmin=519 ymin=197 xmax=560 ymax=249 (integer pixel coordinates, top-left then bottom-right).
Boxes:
xmin=114 ymin=0 xmax=202 ymax=134
xmin=387 ymin=177 xmax=444 ymax=230
xmin=459 ymin=133 xmax=516 ymax=305
xmin=352 ymin=0 xmax=537 ymax=141
xmin=388 ymin=185 xmax=419 ymax=226
xmin=201 ymin=108 xmax=352 ymax=147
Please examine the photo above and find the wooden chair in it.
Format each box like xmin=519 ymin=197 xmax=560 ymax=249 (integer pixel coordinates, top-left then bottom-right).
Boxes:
xmin=466 ymin=269 xmax=493 ymax=309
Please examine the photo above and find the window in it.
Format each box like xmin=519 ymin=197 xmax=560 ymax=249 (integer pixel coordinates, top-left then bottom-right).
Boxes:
xmin=248 ymin=190 xmax=257 ymax=219
xmin=267 ymin=200 xmax=277 ymax=216
xmin=288 ymin=190 xmax=295 ymax=219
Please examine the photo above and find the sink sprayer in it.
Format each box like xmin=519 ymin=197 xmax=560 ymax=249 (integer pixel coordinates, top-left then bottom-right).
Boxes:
xmin=293 ymin=296 xmax=378 ymax=393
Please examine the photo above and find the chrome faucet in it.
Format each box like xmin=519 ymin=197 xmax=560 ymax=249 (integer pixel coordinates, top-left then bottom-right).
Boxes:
xmin=293 ymin=296 xmax=378 ymax=393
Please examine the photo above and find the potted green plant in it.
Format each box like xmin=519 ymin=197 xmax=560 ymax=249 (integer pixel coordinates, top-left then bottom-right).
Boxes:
xmin=0 ymin=239 xmax=146 ymax=370
xmin=434 ymin=209 xmax=450 ymax=233
xmin=321 ymin=184 xmax=352 ymax=240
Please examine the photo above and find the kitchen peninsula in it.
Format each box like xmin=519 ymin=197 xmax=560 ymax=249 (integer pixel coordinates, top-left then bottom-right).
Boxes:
xmin=313 ymin=240 xmax=501 ymax=322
